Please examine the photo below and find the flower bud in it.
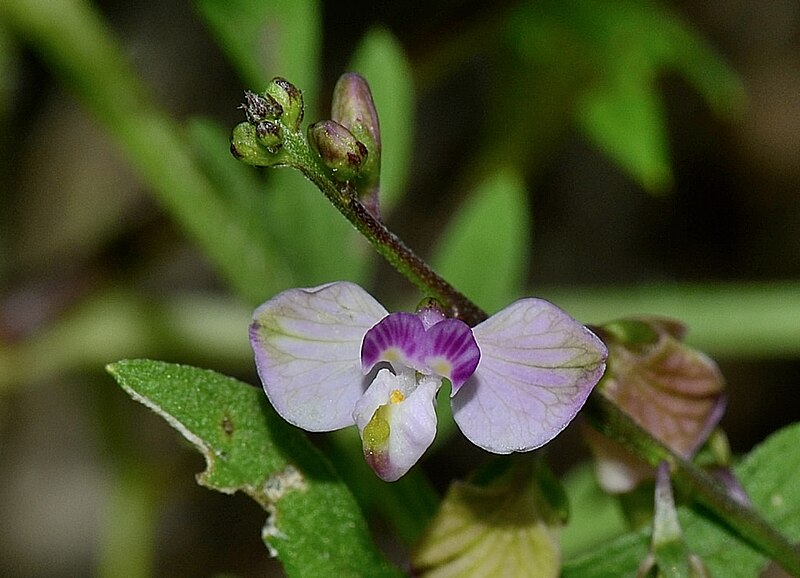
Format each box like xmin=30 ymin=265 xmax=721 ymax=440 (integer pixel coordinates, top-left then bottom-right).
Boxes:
xmin=307 ymin=120 xmax=368 ymax=181
xmin=230 ymin=122 xmax=287 ymax=166
xmin=332 ymin=73 xmax=382 ymax=215
xmin=331 ymin=73 xmax=381 ymax=159
xmin=255 ymin=120 xmax=282 ymax=154
xmin=265 ymin=77 xmax=304 ymax=131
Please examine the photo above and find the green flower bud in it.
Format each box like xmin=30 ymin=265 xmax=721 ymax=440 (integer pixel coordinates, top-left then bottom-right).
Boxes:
xmin=307 ymin=120 xmax=368 ymax=181
xmin=230 ymin=122 xmax=287 ymax=167
xmin=265 ymin=77 xmax=304 ymax=131
xmin=255 ymin=120 xmax=282 ymax=154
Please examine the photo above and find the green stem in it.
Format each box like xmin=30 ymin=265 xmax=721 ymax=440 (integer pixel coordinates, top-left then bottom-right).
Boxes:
xmin=584 ymin=392 xmax=800 ymax=576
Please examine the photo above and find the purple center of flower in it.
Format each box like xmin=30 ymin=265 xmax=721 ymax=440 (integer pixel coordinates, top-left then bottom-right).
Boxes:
xmin=361 ymin=311 xmax=481 ymax=391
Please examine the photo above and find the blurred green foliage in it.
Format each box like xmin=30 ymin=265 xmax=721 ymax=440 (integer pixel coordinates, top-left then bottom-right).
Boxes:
xmin=1 ymin=0 xmax=798 ymax=576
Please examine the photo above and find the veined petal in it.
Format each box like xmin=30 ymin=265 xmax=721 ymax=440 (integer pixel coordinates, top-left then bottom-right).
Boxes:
xmin=452 ymin=299 xmax=607 ymax=453
xmin=250 ymin=282 xmax=387 ymax=431
xmin=353 ymin=370 xmax=439 ymax=481
xmin=361 ymin=312 xmax=426 ymax=373
xmin=424 ymin=318 xmax=480 ymax=390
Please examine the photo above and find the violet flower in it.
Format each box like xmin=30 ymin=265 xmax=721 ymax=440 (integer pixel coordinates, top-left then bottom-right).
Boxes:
xmin=250 ymin=282 xmax=607 ymax=481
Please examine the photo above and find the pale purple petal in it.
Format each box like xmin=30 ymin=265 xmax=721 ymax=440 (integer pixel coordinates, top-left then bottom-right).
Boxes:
xmin=361 ymin=312 xmax=426 ymax=373
xmin=250 ymin=282 xmax=387 ymax=431
xmin=353 ymin=370 xmax=439 ymax=481
xmin=452 ymin=298 xmax=607 ymax=453
xmin=423 ymin=318 xmax=480 ymax=390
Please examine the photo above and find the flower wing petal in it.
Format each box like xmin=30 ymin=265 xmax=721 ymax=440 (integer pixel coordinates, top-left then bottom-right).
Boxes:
xmin=250 ymin=282 xmax=387 ymax=431
xmin=452 ymin=299 xmax=607 ymax=453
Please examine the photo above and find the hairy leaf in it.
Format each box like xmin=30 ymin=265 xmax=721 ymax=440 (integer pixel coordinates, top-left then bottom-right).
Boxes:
xmin=563 ymin=422 xmax=800 ymax=577
xmin=107 ymin=359 xmax=401 ymax=578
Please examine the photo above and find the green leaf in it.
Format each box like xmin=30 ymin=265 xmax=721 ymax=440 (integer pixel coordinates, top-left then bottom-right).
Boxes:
xmin=262 ymin=169 xmax=372 ymax=286
xmin=412 ymin=459 xmax=565 ymax=578
xmin=562 ymin=422 xmax=800 ymax=577
xmin=194 ymin=0 xmax=321 ymax=102
xmin=507 ymin=0 xmax=744 ymax=193
xmin=559 ymin=464 xmax=628 ymax=558
xmin=432 ymin=168 xmax=530 ymax=314
xmin=578 ymin=71 xmax=672 ymax=192
xmin=348 ymin=27 xmax=415 ymax=213
xmin=107 ymin=360 xmax=402 ymax=578
xmin=570 ymin=0 xmax=744 ymax=193
xmin=186 ymin=118 xmax=296 ymax=294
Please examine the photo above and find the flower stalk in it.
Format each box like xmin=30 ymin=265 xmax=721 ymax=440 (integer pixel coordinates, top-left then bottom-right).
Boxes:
xmin=296 ymin=156 xmax=487 ymax=325
xmin=231 ymin=78 xmax=486 ymax=324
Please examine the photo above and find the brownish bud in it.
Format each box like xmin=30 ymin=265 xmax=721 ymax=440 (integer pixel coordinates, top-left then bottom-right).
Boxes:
xmin=308 ymin=120 xmax=368 ymax=182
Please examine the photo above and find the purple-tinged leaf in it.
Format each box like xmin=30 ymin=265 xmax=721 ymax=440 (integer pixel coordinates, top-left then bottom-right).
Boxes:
xmin=587 ymin=317 xmax=726 ymax=492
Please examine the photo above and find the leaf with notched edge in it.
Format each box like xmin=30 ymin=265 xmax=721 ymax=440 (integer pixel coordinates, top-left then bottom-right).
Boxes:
xmin=107 ymin=359 xmax=401 ymax=578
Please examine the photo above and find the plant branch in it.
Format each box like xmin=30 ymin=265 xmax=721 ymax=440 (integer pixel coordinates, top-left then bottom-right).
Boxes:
xmin=295 ymin=161 xmax=487 ymax=325
xmin=584 ymin=392 xmax=800 ymax=576
xmin=232 ymin=79 xmax=800 ymax=574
